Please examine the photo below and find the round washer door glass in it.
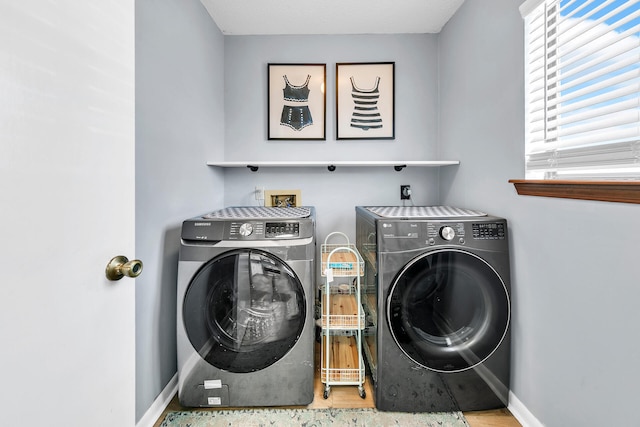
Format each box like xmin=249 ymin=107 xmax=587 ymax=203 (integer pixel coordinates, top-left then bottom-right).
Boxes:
xmin=183 ymin=249 xmax=306 ymax=373
xmin=388 ymin=249 xmax=509 ymax=373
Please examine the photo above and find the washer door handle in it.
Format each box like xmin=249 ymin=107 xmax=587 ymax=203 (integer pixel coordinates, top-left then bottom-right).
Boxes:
xmin=105 ymin=255 xmax=143 ymax=281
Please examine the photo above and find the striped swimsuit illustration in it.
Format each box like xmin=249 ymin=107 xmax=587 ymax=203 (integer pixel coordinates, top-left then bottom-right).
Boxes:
xmin=349 ymin=76 xmax=382 ymax=131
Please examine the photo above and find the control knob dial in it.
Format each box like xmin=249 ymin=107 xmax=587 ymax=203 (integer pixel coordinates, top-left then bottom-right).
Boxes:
xmin=239 ymin=223 xmax=254 ymax=237
xmin=440 ymin=226 xmax=455 ymax=241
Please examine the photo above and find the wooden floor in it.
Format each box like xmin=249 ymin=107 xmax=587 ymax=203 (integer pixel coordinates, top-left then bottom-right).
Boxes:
xmin=155 ymin=346 xmax=521 ymax=427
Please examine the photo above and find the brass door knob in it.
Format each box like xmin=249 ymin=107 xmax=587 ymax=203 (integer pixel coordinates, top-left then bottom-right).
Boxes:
xmin=106 ymin=256 xmax=143 ymax=281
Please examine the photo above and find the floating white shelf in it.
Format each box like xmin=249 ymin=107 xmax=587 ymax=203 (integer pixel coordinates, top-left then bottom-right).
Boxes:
xmin=207 ymin=160 xmax=459 ymax=172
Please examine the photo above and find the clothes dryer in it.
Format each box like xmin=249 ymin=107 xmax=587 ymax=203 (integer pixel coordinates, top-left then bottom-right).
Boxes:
xmin=177 ymin=206 xmax=316 ymax=407
xmin=356 ymin=206 xmax=511 ymax=412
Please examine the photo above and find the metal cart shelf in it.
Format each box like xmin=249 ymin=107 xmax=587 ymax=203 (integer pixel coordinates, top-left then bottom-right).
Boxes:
xmin=320 ymin=232 xmax=366 ymax=399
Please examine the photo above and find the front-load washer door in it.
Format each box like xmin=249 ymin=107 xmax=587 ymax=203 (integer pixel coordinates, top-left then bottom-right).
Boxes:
xmin=183 ymin=249 xmax=306 ymax=373
xmin=387 ymin=249 xmax=509 ymax=373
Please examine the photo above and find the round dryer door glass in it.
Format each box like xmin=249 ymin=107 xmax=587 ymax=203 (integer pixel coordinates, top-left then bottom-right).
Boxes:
xmin=387 ymin=249 xmax=510 ymax=373
xmin=183 ymin=249 xmax=306 ymax=373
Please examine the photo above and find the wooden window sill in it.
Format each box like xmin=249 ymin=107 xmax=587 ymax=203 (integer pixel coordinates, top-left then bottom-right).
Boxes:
xmin=509 ymin=180 xmax=640 ymax=204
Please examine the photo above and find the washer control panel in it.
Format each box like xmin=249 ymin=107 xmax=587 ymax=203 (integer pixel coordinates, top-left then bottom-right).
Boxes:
xmin=265 ymin=222 xmax=300 ymax=238
xmin=181 ymin=208 xmax=315 ymax=242
xmin=228 ymin=221 xmax=300 ymax=239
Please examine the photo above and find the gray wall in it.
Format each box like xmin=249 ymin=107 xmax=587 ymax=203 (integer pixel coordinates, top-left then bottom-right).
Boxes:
xmin=439 ymin=1 xmax=640 ymax=426
xmin=135 ymin=0 xmax=225 ymax=421
xmin=222 ymin=34 xmax=446 ymax=245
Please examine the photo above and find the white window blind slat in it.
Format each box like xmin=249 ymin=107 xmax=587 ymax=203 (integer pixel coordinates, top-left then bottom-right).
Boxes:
xmin=557 ymin=1 xmax=613 ymax=44
xmin=528 ymin=126 xmax=639 ymax=153
xmin=559 ymin=1 xmax=633 ymax=47
xmin=557 ymin=97 xmax=640 ymax=128
xmin=557 ymin=22 xmax=640 ymax=77
xmin=557 ymin=126 xmax=639 ymax=149
xmin=522 ymin=0 xmax=640 ymax=180
xmin=554 ymin=71 xmax=640 ymax=111
xmin=557 ymin=109 xmax=640 ymax=138
xmin=528 ymin=140 xmax=640 ymax=180
xmin=520 ymin=0 xmax=546 ymax=18
xmin=558 ymin=48 xmax=640 ymax=95
xmin=546 ymin=80 xmax=639 ymax=117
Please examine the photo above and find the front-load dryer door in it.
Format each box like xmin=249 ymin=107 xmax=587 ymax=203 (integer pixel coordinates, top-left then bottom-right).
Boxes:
xmin=183 ymin=249 xmax=306 ymax=373
xmin=387 ymin=249 xmax=509 ymax=373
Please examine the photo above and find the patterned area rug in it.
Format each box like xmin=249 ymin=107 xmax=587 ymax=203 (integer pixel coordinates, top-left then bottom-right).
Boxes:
xmin=160 ymin=408 xmax=470 ymax=427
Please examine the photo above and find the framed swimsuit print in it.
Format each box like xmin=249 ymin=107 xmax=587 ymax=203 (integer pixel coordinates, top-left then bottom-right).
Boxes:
xmin=268 ymin=63 xmax=326 ymax=140
xmin=336 ymin=62 xmax=395 ymax=140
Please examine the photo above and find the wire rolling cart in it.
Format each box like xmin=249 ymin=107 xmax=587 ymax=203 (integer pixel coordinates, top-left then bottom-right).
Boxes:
xmin=320 ymin=232 xmax=366 ymax=399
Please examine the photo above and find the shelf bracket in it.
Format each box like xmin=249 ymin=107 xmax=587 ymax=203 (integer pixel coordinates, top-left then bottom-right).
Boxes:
xmin=394 ymin=165 xmax=406 ymax=172
xmin=247 ymin=165 xmax=259 ymax=172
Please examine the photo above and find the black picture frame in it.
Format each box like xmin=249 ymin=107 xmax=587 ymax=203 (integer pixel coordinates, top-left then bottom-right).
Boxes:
xmin=268 ymin=63 xmax=326 ymax=140
xmin=336 ymin=62 xmax=395 ymax=140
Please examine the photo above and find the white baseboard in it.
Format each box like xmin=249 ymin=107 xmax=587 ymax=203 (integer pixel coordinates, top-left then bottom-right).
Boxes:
xmin=508 ymin=391 xmax=544 ymax=427
xmin=136 ymin=373 xmax=178 ymax=427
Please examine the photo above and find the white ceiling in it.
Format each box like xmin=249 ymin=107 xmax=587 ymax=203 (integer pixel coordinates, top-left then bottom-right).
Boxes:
xmin=199 ymin=0 xmax=466 ymax=35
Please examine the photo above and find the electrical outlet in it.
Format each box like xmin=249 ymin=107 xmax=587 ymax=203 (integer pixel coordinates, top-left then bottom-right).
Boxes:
xmin=400 ymin=185 xmax=411 ymax=200
xmin=255 ymin=186 xmax=264 ymax=201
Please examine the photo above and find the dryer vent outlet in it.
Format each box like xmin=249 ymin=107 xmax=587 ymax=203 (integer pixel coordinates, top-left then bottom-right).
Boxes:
xmin=400 ymin=185 xmax=411 ymax=200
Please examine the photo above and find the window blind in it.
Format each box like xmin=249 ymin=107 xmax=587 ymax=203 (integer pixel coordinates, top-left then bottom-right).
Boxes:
xmin=521 ymin=0 xmax=640 ymax=180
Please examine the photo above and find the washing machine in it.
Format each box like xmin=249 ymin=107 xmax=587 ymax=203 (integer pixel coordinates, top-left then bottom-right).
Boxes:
xmin=355 ymin=206 xmax=511 ymax=412
xmin=177 ymin=206 xmax=316 ymax=407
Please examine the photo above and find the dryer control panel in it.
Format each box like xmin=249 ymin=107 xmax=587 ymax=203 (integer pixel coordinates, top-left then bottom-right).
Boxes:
xmin=472 ymin=222 xmax=506 ymax=240
xmin=375 ymin=218 xmax=508 ymax=252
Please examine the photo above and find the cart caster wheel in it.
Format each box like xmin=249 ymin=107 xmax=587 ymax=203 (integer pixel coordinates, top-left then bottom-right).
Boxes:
xmin=359 ymin=390 xmax=366 ymax=399
xmin=323 ymin=390 xmax=329 ymax=399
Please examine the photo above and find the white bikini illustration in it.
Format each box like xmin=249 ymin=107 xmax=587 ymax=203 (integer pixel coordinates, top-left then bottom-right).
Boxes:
xmin=280 ymin=75 xmax=313 ymax=131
